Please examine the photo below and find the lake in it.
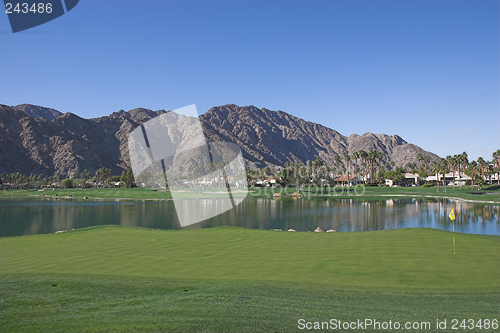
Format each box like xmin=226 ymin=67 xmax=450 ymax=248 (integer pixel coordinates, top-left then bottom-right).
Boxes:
xmin=0 ymin=197 xmax=499 ymax=237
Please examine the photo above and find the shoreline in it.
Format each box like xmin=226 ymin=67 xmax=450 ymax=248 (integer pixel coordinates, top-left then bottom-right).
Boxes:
xmin=0 ymin=191 xmax=498 ymax=204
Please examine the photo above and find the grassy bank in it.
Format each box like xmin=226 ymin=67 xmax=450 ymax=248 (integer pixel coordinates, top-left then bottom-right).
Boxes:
xmin=1 ymin=185 xmax=500 ymax=202
xmin=1 ymin=227 xmax=499 ymax=332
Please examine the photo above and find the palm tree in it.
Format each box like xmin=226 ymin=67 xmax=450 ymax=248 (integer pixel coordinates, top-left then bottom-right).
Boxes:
xmin=493 ymin=149 xmax=500 ymax=185
xmin=466 ymin=160 xmax=477 ymax=190
xmin=376 ymin=151 xmax=384 ymax=186
xmin=333 ymin=154 xmax=341 ymax=176
xmin=405 ymin=162 xmax=417 ymax=173
xmin=344 ymin=154 xmax=351 ymax=186
xmin=423 ymin=155 xmax=430 ymax=174
xmin=438 ymin=158 xmax=449 ymax=192
xmin=477 ymin=157 xmax=486 ymax=186
xmin=416 ymin=153 xmax=423 ymax=170
xmin=311 ymin=159 xmax=318 ymax=178
xmin=358 ymin=150 xmax=368 ymax=184
xmin=368 ymin=150 xmax=378 ymax=184
xmin=352 ymin=151 xmax=359 ymax=178
xmin=456 ymin=152 xmax=468 ymax=189
xmin=81 ymin=169 xmax=90 ymax=181
xmin=312 ymin=157 xmax=325 ymax=181
xmin=430 ymin=161 xmax=440 ymax=192
xmin=447 ymin=155 xmax=458 ymax=190
xmin=120 ymin=168 xmax=135 ymax=188
xmin=95 ymin=167 xmax=106 ymax=184
xmin=486 ymin=163 xmax=494 ymax=185
xmin=81 ymin=169 xmax=91 ymax=188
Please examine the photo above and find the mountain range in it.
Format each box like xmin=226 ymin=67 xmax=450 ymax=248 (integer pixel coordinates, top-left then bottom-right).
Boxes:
xmin=0 ymin=103 xmax=439 ymax=177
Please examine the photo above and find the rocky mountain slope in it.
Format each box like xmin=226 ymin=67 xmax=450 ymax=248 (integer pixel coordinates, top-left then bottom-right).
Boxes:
xmin=12 ymin=104 xmax=63 ymax=121
xmin=0 ymin=103 xmax=439 ymax=176
xmin=201 ymin=104 xmax=439 ymax=168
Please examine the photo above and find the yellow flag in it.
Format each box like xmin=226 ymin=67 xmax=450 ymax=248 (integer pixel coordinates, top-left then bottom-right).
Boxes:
xmin=449 ymin=209 xmax=456 ymax=221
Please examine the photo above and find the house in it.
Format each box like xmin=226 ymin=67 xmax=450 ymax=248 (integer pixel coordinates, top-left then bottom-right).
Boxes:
xmin=425 ymin=172 xmax=471 ymax=186
xmin=254 ymin=178 xmax=277 ymax=187
xmin=333 ymin=175 xmax=359 ymax=187
xmin=266 ymin=178 xmax=277 ymax=187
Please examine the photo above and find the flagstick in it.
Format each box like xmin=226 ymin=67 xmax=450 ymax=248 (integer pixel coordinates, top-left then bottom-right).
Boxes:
xmin=453 ymin=219 xmax=455 ymax=255
xmin=449 ymin=209 xmax=456 ymax=255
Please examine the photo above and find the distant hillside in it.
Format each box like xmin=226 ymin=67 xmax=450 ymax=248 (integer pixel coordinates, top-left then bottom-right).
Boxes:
xmin=0 ymin=103 xmax=439 ymax=176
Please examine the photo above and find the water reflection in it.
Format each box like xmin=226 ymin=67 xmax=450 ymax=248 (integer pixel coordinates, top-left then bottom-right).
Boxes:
xmin=0 ymin=197 xmax=498 ymax=237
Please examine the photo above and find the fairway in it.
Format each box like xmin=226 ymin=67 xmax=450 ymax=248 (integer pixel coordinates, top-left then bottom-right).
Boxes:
xmin=1 ymin=227 xmax=499 ymax=332
xmin=1 ymin=275 xmax=498 ymax=333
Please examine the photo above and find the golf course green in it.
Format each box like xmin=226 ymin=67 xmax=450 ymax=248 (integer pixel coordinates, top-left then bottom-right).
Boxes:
xmin=1 ymin=226 xmax=499 ymax=332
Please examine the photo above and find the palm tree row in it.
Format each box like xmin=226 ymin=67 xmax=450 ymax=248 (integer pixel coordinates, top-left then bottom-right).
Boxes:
xmin=253 ymin=148 xmax=500 ymax=189
xmin=429 ymin=151 xmax=500 ymax=191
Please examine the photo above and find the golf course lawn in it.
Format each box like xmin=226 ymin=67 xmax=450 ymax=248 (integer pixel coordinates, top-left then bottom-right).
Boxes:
xmin=1 ymin=226 xmax=499 ymax=332
xmin=1 ymin=185 xmax=499 ymax=202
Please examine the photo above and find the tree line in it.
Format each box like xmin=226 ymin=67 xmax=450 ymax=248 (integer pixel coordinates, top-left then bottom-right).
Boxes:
xmin=0 ymin=167 xmax=135 ymax=189
xmin=247 ymin=149 xmax=500 ymax=190
xmin=1 ymin=149 xmax=499 ymax=190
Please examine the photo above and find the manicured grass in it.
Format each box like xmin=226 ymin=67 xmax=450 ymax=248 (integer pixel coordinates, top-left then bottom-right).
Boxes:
xmin=1 ymin=227 xmax=499 ymax=332
xmin=2 ymin=226 xmax=499 ymax=290
xmin=254 ymin=185 xmax=500 ymax=202
xmin=1 ymin=185 xmax=499 ymax=202
xmin=1 ymin=275 xmax=498 ymax=333
xmin=0 ymin=187 xmax=173 ymax=199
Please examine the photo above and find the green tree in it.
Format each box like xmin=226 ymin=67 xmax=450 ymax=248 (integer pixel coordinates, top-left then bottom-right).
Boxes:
xmin=384 ymin=167 xmax=405 ymax=186
xmin=81 ymin=169 xmax=91 ymax=187
xmin=96 ymin=167 xmax=113 ymax=187
xmin=120 ymin=168 xmax=135 ymax=188
xmin=61 ymin=179 xmax=74 ymax=188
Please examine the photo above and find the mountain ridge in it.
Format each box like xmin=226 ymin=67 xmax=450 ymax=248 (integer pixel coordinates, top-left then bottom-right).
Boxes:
xmin=0 ymin=103 xmax=439 ymax=176
xmin=12 ymin=104 xmax=63 ymax=121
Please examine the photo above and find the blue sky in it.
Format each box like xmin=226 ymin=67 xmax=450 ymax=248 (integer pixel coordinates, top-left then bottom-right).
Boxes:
xmin=1 ymin=0 xmax=498 ymax=161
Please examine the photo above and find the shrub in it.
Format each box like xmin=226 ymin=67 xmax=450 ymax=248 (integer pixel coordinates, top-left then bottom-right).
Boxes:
xmin=422 ymin=183 xmax=436 ymax=187
xmin=61 ymin=179 xmax=74 ymax=188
